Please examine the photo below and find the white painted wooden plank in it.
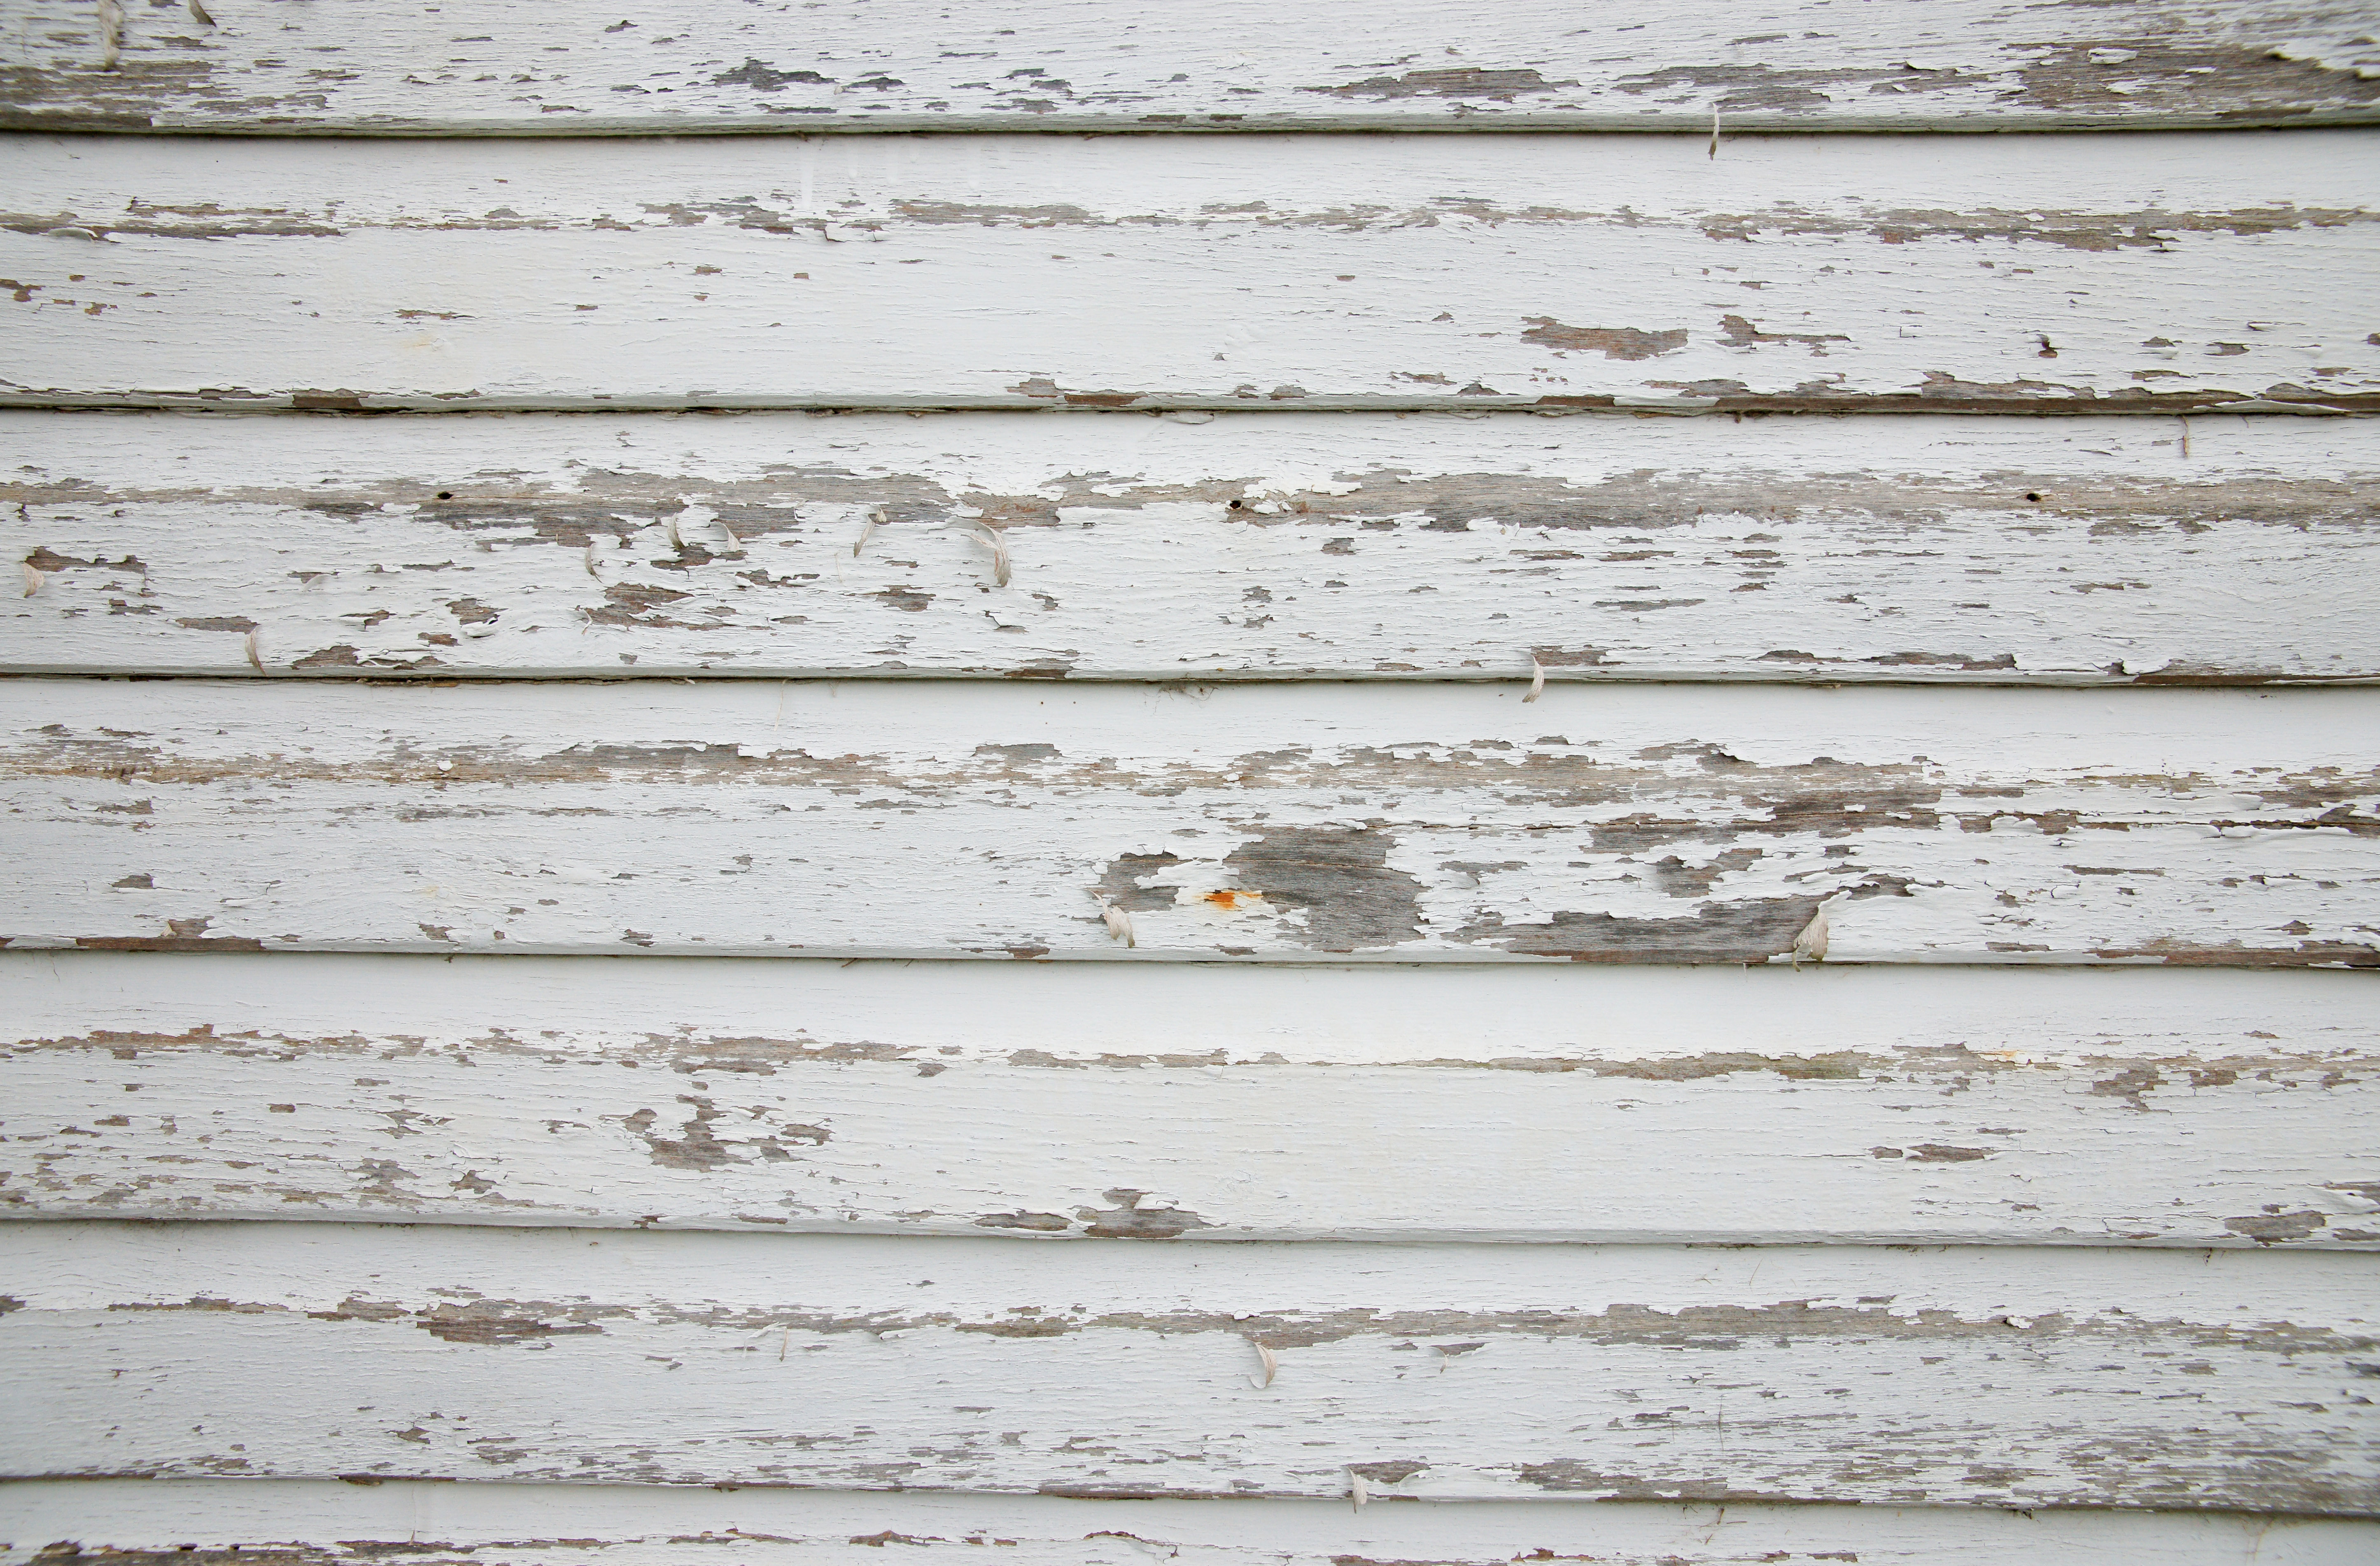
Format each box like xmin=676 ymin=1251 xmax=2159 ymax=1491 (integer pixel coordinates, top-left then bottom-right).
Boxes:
xmin=4 ymin=679 xmax=2376 ymax=966
xmin=5 ymin=0 xmax=2377 ymax=135
xmin=8 ymin=410 xmax=2374 ymax=684
xmin=3 ymin=1224 xmax=2373 ymax=1509
xmin=6 ymin=132 xmax=2378 ymax=414
xmin=7 ymin=1481 xmax=2378 ymax=1566
xmin=5 ymin=952 xmax=2373 ymax=1247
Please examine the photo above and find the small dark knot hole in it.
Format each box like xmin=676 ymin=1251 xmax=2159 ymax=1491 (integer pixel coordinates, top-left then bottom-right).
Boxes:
xmin=2024 ymin=492 xmax=2041 ymax=503
xmin=435 ymin=491 xmax=454 ymax=500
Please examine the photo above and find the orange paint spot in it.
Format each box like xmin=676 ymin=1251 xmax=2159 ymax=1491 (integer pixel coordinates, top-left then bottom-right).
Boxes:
xmin=1205 ymin=891 xmax=1242 ymax=910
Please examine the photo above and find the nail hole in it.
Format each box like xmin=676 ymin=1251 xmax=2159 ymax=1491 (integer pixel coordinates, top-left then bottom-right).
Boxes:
xmin=1228 ymin=499 xmax=1244 ymax=510
xmin=2024 ymin=492 xmax=2041 ymax=503
xmin=435 ymin=491 xmax=454 ymax=500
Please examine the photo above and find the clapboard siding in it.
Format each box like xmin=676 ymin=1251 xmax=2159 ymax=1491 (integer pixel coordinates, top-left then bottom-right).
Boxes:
xmin=9 ymin=410 xmax=2377 ymax=684
xmin=5 ymin=0 xmax=2377 ymax=135
xmin=5 ymin=679 xmax=2375 ymax=965
xmin=5 ymin=952 xmax=2372 ymax=1245
xmin=6 ymin=1483 xmax=2378 ymax=1566
xmin=6 ymin=132 xmax=2378 ymax=414
xmin=3 ymin=1224 xmax=2373 ymax=1509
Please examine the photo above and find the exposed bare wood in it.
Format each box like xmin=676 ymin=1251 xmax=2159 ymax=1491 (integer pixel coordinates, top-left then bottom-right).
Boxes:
xmin=5 ymin=1479 xmax=2378 ymax=1566
xmin=4 ymin=1224 xmax=2375 ymax=1510
xmin=4 ymin=0 xmax=2377 ymax=135
xmin=5 ymin=133 xmax=2377 ymax=413
xmin=5 ymin=410 xmax=2375 ymax=684
xmin=3 ymin=679 xmax=2375 ymax=966
xmin=5 ymin=952 xmax=2372 ymax=1245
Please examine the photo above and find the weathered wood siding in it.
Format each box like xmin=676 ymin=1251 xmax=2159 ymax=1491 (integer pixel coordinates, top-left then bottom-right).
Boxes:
xmin=7 ymin=1484 xmax=2376 ymax=1566
xmin=4 ymin=1223 xmax=2375 ymax=1510
xmin=9 ymin=411 xmax=2375 ymax=683
xmin=7 ymin=680 xmax=2378 ymax=965
xmin=5 ymin=953 xmax=2372 ymax=1245
xmin=3 ymin=0 xmax=2375 ymax=1552
xmin=5 ymin=132 xmax=2378 ymax=413
xmin=4 ymin=0 xmax=2377 ymax=135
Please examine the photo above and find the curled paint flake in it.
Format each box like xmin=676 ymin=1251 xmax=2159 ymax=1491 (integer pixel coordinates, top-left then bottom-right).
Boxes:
xmin=853 ymin=509 xmax=881 ymax=557
xmin=1523 ymin=655 xmax=1545 ymax=703
xmin=1248 ymin=1342 xmax=1277 ymax=1389
xmin=21 ymin=561 xmax=44 ymax=597
xmin=1098 ymin=898 xmax=1135 ymax=949
xmin=583 ymin=542 xmax=601 ymax=578
xmin=98 ymin=0 xmax=122 ymax=69
xmin=243 ymin=629 xmax=264 ymax=672
xmin=972 ymin=523 xmax=1012 ymax=587
xmin=1791 ymin=900 xmax=1830 ymax=968
xmin=187 ymin=0 xmax=213 ymax=23
xmin=1708 ymin=106 xmax=1720 ymax=159
xmin=1349 ymin=1471 xmax=1370 ymax=1510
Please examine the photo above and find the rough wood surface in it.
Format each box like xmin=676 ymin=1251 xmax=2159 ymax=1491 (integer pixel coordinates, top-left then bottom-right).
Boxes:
xmin=6 ymin=1482 xmax=2378 ymax=1566
xmin=5 ymin=0 xmax=2377 ymax=135
xmin=6 ymin=131 xmax=2378 ymax=414
xmin=4 ymin=1223 xmax=2375 ymax=1510
xmin=8 ymin=410 xmax=2376 ymax=684
xmin=5 ymin=952 xmax=2374 ymax=1247
xmin=3 ymin=679 xmax=2376 ymax=966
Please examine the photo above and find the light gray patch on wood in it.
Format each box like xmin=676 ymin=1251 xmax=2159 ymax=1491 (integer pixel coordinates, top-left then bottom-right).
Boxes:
xmin=1223 ymin=827 xmax=1422 ymax=951
xmin=1522 ymin=318 xmax=1690 ymax=361
xmin=1305 ymin=67 xmax=1574 ymax=102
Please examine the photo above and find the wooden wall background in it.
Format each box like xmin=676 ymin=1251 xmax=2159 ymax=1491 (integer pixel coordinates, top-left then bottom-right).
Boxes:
xmin=2 ymin=2 xmax=2376 ymax=1561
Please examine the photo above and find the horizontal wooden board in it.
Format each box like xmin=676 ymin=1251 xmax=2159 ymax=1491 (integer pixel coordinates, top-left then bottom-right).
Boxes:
xmin=7 ymin=410 xmax=2376 ymax=684
xmin=3 ymin=679 xmax=2376 ymax=966
xmin=5 ymin=132 xmax=2378 ymax=414
xmin=3 ymin=1224 xmax=2374 ymax=1510
xmin=5 ymin=952 xmax=2375 ymax=1247
xmin=5 ymin=0 xmax=2378 ymax=135
xmin=6 ymin=1482 xmax=2378 ymax=1566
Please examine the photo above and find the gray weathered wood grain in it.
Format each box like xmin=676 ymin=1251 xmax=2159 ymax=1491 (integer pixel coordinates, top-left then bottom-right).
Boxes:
xmin=6 ymin=952 xmax=2372 ymax=1245
xmin=3 ymin=679 xmax=2375 ymax=966
xmin=5 ymin=1479 xmax=2376 ymax=1566
xmin=8 ymin=410 xmax=2375 ymax=684
xmin=4 ymin=1223 xmax=2374 ymax=1510
xmin=4 ymin=0 xmax=2376 ymax=135
xmin=6 ymin=131 xmax=2377 ymax=413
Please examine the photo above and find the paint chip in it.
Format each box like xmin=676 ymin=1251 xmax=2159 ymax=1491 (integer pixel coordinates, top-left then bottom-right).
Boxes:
xmin=1099 ymin=899 xmax=1135 ymax=949
xmin=21 ymin=561 xmax=43 ymax=597
xmin=1249 ymin=1342 xmax=1277 ymax=1389
xmin=1524 ymin=655 xmax=1545 ymax=703
xmin=244 ymin=629 xmax=264 ymax=672
xmin=1791 ymin=900 xmax=1829 ymax=967
xmin=971 ymin=523 xmax=1012 ymax=587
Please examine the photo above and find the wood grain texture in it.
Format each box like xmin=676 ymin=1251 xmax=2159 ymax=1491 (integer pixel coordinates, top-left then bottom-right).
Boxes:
xmin=4 ymin=679 xmax=2376 ymax=966
xmin=6 ymin=131 xmax=2378 ymax=414
xmin=6 ymin=1482 xmax=2378 ymax=1566
xmin=6 ymin=952 xmax=2373 ymax=1246
xmin=9 ymin=410 xmax=2376 ymax=684
xmin=4 ymin=1223 xmax=2375 ymax=1510
xmin=4 ymin=0 xmax=2378 ymax=135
